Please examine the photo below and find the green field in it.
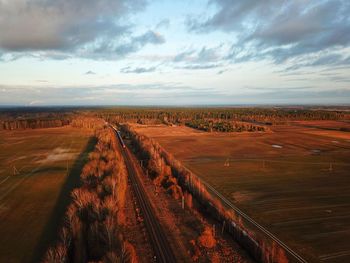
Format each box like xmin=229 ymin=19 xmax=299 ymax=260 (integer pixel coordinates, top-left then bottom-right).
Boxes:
xmin=0 ymin=127 xmax=95 ymax=263
xmin=133 ymin=123 xmax=350 ymax=262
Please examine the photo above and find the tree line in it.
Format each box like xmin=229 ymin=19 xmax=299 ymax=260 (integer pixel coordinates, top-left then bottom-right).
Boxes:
xmin=44 ymin=126 xmax=136 ymax=263
xmin=186 ymin=119 xmax=268 ymax=132
xmin=121 ymin=124 xmax=290 ymax=263
xmin=0 ymin=114 xmax=106 ymax=131
xmin=0 ymin=108 xmax=75 ymax=130
xmin=97 ymin=107 xmax=350 ymax=128
xmin=0 ymin=118 xmax=70 ymax=130
xmin=121 ymin=124 xmax=223 ymax=261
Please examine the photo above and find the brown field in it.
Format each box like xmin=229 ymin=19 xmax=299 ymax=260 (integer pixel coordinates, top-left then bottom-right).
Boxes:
xmin=132 ymin=122 xmax=350 ymax=262
xmin=292 ymin=120 xmax=350 ymax=130
xmin=0 ymin=127 xmax=94 ymax=263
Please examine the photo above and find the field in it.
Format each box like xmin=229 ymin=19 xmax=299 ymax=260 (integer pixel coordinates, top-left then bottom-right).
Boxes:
xmin=132 ymin=122 xmax=350 ymax=262
xmin=0 ymin=126 xmax=95 ymax=263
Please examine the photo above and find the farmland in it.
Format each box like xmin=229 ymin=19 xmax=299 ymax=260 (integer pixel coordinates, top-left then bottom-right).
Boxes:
xmin=131 ymin=121 xmax=350 ymax=262
xmin=0 ymin=126 xmax=94 ymax=263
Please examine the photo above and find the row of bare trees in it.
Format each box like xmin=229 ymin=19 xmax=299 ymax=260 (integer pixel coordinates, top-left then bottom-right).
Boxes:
xmin=44 ymin=126 xmax=136 ymax=263
xmin=122 ymin=124 xmax=289 ymax=263
xmin=121 ymin=125 xmax=184 ymax=201
xmin=70 ymin=117 xmax=106 ymax=130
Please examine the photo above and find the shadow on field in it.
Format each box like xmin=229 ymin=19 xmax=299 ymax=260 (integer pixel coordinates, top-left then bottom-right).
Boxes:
xmin=33 ymin=166 xmax=66 ymax=174
xmin=30 ymin=136 xmax=96 ymax=263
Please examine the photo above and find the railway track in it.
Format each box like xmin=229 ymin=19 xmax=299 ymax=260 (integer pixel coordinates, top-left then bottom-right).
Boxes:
xmin=113 ymin=124 xmax=306 ymax=263
xmin=112 ymin=126 xmax=176 ymax=263
xmin=189 ymin=169 xmax=308 ymax=263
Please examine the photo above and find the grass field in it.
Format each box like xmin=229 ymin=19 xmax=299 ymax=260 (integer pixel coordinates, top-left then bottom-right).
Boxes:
xmin=132 ymin=122 xmax=350 ymax=262
xmin=0 ymin=127 xmax=95 ymax=263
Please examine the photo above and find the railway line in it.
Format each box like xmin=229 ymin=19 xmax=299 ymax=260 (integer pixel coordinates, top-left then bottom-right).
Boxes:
xmin=185 ymin=164 xmax=308 ymax=263
xmin=112 ymin=124 xmax=307 ymax=263
xmin=111 ymin=125 xmax=176 ymax=263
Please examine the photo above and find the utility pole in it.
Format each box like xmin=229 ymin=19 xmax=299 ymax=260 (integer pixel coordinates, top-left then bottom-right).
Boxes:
xmin=13 ymin=166 xmax=19 ymax=176
xmin=222 ymin=221 xmax=226 ymax=235
xmin=182 ymin=195 xmax=185 ymax=209
xmin=224 ymin=158 xmax=230 ymax=167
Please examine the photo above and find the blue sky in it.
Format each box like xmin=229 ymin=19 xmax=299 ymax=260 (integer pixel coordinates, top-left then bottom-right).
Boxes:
xmin=0 ymin=0 xmax=349 ymax=106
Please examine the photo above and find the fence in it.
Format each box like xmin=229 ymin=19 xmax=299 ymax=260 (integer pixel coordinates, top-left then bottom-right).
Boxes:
xmin=161 ymin=149 xmax=307 ymax=263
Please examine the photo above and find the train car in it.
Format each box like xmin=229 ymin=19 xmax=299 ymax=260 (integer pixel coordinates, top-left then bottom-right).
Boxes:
xmin=108 ymin=124 xmax=126 ymax=149
xmin=116 ymin=130 xmax=126 ymax=149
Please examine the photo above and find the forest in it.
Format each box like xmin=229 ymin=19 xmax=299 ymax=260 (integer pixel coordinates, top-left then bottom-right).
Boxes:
xmin=1 ymin=106 xmax=349 ymax=131
xmin=185 ymin=119 xmax=268 ymax=132
xmin=98 ymin=106 xmax=350 ymax=128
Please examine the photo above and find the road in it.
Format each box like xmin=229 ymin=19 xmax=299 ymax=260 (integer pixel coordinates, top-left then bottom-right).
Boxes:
xmin=112 ymin=127 xmax=177 ymax=263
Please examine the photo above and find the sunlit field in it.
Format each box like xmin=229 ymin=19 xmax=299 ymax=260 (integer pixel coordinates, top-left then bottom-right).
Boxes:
xmin=133 ymin=122 xmax=350 ymax=262
xmin=0 ymin=127 xmax=94 ymax=263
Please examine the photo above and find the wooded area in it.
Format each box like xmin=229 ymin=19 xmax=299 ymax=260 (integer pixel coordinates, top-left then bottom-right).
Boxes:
xmin=99 ymin=107 xmax=350 ymax=132
xmin=186 ymin=119 xmax=268 ymax=132
xmin=44 ymin=125 xmax=136 ymax=263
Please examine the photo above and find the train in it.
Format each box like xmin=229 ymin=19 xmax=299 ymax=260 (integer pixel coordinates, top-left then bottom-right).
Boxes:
xmin=109 ymin=124 xmax=126 ymax=149
xmin=116 ymin=130 xmax=126 ymax=149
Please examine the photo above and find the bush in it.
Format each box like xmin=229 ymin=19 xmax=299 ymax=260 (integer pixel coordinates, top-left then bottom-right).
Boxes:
xmin=198 ymin=226 xmax=216 ymax=249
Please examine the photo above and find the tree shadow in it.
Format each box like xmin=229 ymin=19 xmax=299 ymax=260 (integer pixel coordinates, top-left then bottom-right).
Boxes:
xmin=30 ymin=136 xmax=96 ymax=263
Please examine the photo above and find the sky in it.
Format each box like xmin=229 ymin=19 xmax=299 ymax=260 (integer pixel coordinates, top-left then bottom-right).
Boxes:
xmin=0 ymin=0 xmax=349 ymax=106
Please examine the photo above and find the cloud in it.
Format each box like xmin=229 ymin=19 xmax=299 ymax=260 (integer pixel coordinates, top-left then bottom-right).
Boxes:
xmin=188 ymin=0 xmax=350 ymax=67
xmin=114 ymin=30 xmax=166 ymax=56
xmin=121 ymin=66 xmax=157 ymax=74
xmin=180 ymin=63 xmax=221 ymax=70
xmin=173 ymin=50 xmax=195 ymax=63
xmin=217 ymin=69 xmax=228 ymax=75
xmin=0 ymin=0 xmax=161 ymax=59
xmin=0 ymin=83 xmax=217 ymax=106
xmin=171 ymin=45 xmax=225 ymax=70
xmin=156 ymin=19 xmax=170 ymax=29
xmin=85 ymin=71 xmax=96 ymax=75
xmin=293 ymin=53 xmax=350 ymax=70
xmin=173 ymin=46 xmax=222 ymax=63
xmin=2 ymin=84 xmax=348 ymax=106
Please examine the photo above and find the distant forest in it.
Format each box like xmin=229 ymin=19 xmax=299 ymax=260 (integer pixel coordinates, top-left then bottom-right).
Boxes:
xmin=1 ymin=106 xmax=349 ymax=131
xmin=98 ymin=107 xmax=350 ymax=133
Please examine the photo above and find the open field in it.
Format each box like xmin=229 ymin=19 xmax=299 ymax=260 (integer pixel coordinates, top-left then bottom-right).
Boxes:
xmin=132 ymin=122 xmax=350 ymax=262
xmin=292 ymin=120 xmax=350 ymax=131
xmin=0 ymin=127 xmax=95 ymax=263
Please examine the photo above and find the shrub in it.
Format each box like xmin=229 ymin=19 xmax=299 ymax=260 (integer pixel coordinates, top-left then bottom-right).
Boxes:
xmin=198 ymin=226 xmax=216 ymax=249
